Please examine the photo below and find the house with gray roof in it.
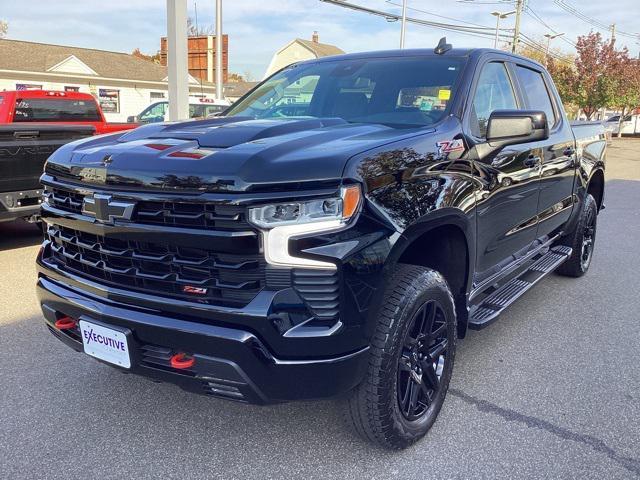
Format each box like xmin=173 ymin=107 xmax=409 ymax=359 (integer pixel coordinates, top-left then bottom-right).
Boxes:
xmin=0 ymin=38 xmax=226 ymax=121
xmin=263 ymin=32 xmax=344 ymax=78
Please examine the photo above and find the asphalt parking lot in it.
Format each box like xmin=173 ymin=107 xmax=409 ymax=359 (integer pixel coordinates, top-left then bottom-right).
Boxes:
xmin=1 ymin=139 xmax=639 ymax=479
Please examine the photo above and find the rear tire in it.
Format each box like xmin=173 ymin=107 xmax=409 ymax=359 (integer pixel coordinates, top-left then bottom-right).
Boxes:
xmin=344 ymin=264 xmax=457 ymax=449
xmin=556 ymin=194 xmax=598 ymax=278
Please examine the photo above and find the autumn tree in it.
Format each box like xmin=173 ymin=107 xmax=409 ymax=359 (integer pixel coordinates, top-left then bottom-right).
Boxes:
xmin=553 ymin=32 xmax=621 ymax=120
xmin=131 ymin=48 xmax=161 ymax=64
xmin=609 ymin=53 xmax=640 ymax=136
xmin=227 ymin=73 xmax=245 ymax=83
xmin=187 ymin=16 xmax=213 ymax=36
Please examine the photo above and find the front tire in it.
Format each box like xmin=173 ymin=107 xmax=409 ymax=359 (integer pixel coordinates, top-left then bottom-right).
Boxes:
xmin=556 ymin=194 xmax=598 ymax=277
xmin=344 ymin=265 xmax=457 ymax=449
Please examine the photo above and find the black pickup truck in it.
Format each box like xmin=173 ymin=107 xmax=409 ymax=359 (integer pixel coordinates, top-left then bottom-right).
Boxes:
xmin=0 ymin=124 xmax=94 ymax=223
xmin=37 ymin=41 xmax=606 ymax=449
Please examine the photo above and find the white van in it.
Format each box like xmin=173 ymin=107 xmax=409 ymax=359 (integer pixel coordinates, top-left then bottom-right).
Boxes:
xmin=128 ymin=97 xmax=230 ymax=124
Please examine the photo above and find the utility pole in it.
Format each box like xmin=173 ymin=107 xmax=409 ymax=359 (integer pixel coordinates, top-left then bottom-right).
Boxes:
xmin=511 ymin=0 xmax=524 ymax=54
xmin=610 ymin=23 xmax=616 ymax=44
xmin=400 ymin=0 xmax=407 ymax=48
xmin=215 ymin=0 xmax=223 ymax=101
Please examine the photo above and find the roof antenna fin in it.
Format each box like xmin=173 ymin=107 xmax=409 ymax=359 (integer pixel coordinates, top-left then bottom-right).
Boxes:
xmin=434 ymin=37 xmax=452 ymax=55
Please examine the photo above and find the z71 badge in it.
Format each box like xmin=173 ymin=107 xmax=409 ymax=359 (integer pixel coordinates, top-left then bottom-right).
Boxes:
xmin=436 ymin=139 xmax=466 ymax=156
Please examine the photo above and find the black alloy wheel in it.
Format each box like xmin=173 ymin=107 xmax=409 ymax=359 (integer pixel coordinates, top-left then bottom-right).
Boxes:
xmin=580 ymin=204 xmax=596 ymax=271
xmin=397 ymin=300 xmax=448 ymax=421
xmin=557 ymin=193 xmax=598 ymax=277
xmin=344 ymin=265 xmax=457 ymax=449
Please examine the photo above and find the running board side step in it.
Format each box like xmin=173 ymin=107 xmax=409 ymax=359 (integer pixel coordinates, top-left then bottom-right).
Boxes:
xmin=468 ymin=246 xmax=572 ymax=330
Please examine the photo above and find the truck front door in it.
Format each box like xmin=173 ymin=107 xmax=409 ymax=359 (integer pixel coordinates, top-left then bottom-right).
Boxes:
xmin=468 ymin=61 xmax=540 ymax=276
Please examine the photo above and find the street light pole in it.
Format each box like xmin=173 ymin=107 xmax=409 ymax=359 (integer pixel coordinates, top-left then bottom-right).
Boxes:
xmin=400 ymin=0 xmax=407 ymax=48
xmin=544 ymin=32 xmax=564 ymax=67
xmin=490 ymin=10 xmax=516 ymax=50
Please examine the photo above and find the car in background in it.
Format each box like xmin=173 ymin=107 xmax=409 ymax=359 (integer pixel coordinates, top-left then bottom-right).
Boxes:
xmin=128 ymin=97 xmax=231 ymax=124
xmin=605 ymin=114 xmax=640 ymax=135
xmin=0 ymin=90 xmax=138 ymax=135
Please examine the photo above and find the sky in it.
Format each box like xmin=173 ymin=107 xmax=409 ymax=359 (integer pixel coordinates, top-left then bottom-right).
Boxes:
xmin=1 ymin=0 xmax=639 ymax=80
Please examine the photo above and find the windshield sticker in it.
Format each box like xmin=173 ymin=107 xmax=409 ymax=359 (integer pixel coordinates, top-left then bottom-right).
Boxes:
xmin=438 ymin=89 xmax=451 ymax=101
xmin=419 ymin=99 xmax=434 ymax=111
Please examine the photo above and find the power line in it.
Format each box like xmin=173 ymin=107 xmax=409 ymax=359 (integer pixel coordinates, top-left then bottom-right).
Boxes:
xmin=320 ymin=0 xmax=515 ymax=40
xmin=524 ymin=6 xmax=577 ymax=47
xmin=385 ymin=0 xmax=507 ymax=30
xmin=553 ymin=0 xmax=639 ymax=40
xmin=519 ymin=33 xmax=571 ymax=62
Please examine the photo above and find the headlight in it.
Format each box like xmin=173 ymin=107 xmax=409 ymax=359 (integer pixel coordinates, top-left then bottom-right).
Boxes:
xmin=249 ymin=185 xmax=361 ymax=269
xmin=248 ymin=185 xmax=360 ymax=228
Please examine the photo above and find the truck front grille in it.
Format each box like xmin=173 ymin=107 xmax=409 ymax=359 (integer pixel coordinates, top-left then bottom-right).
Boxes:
xmin=46 ymin=187 xmax=250 ymax=231
xmin=44 ymin=224 xmax=265 ymax=307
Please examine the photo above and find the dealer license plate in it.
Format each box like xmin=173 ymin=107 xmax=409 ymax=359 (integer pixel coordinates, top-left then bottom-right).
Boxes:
xmin=79 ymin=320 xmax=131 ymax=369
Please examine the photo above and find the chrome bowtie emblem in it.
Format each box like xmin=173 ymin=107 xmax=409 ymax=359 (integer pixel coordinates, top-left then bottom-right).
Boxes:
xmin=82 ymin=194 xmax=135 ymax=224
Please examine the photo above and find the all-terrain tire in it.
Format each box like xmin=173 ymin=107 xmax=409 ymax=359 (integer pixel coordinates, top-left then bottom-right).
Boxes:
xmin=556 ymin=194 xmax=598 ymax=278
xmin=344 ymin=264 xmax=457 ymax=449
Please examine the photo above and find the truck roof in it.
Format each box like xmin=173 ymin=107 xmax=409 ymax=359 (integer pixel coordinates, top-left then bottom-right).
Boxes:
xmin=299 ymin=47 xmax=543 ymax=69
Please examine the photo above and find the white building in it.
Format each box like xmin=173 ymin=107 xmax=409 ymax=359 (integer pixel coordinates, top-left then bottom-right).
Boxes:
xmin=0 ymin=39 xmax=220 ymax=122
xmin=263 ymin=32 xmax=344 ymax=79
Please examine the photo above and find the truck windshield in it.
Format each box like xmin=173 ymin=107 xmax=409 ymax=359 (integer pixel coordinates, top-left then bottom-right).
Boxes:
xmin=226 ymin=56 xmax=464 ymax=127
xmin=13 ymin=98 xmax=101 ymax=122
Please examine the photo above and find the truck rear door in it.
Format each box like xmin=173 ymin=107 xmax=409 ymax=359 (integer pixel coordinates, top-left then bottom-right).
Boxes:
xmin=511 ymin=64 xmax=576 ymax=238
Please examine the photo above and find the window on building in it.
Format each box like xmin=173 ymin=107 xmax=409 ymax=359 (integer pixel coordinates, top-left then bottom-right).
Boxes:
xmin=150 ymin=91 xmax=166 ymax=100
xmin=16 ymin=84 xmax=42 ymax=91
xmin=13 ymin=98 xmax=101 ymax=122
xmin=98 ymin=88 xmax=120 ymax=113
xmin=515 ymin=66 xmax=557 ymax=127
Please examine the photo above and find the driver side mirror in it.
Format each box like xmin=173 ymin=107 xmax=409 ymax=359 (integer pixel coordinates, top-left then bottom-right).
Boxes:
xmin=127 ymin=115 xmax=138 ymax=123
xmin=486 ymin=110 xmax=549 ymax=148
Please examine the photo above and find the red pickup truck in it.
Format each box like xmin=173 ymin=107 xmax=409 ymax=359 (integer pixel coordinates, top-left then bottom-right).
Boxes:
xmin=0 ymin=90 xmax=138 ymax=135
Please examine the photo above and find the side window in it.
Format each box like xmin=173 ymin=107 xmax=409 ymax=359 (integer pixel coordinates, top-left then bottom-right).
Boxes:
xmin=139 ymin=102 xmax=167 ymax=123
xmin=515 ymin=66 xmax=557 ymax=127
xmin=471 ymin=62 xmax=518 ymax=138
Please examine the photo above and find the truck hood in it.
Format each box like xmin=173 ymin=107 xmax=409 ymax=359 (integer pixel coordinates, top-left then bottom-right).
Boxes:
xmin=45 ymin=116 xmax=431 ymax=192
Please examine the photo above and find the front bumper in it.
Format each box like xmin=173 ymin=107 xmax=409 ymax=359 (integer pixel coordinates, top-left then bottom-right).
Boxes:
xmin=37 ymin=274 xmax=369 ymax=404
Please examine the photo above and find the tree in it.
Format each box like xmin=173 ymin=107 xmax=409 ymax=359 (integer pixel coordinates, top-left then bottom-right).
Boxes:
xmin=187 ymin=16 xmax=213 ymax=36
xmin=608 ymin=52 xmax=640 ymax=137
xmin=227 ymin=73 xmax=245 ymax=83
xmin=0 ymin=19 xmax=8 ymax=39
xmin=552 ymin=32 xmax=622 ymax=120
xmin=131 ymin=48 xmax=161 ymax=64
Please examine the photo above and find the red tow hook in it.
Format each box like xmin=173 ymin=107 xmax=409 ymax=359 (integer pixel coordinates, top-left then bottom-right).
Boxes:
xmin=54 ymin=316 xmax=77 ymax=330
xmin=170 ymin=353 xmax=196 ymax=370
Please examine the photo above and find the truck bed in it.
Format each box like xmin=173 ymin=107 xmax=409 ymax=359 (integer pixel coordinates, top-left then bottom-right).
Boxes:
xmin=0 ymin=124 xmax=94 ymax=222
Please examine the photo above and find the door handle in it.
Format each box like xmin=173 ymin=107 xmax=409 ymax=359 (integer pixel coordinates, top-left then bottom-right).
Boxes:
xmin=524 ymin=155 xmax=541 ymax=168
xmin=13 ymin=130 xmax=39 ymax=139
